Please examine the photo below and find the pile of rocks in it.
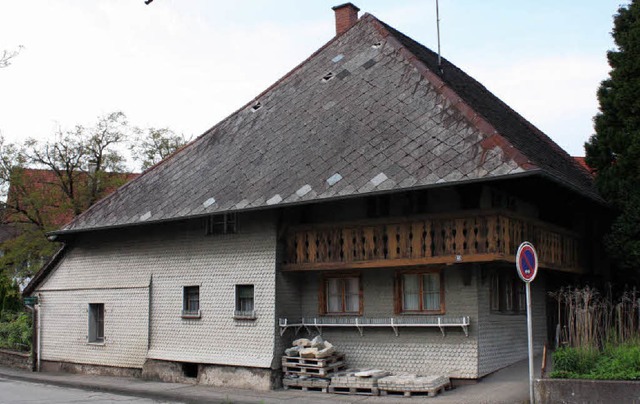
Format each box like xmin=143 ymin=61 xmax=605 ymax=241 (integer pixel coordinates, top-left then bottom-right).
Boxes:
xmin=284 ymin=335 xmax=335 ymax=358
xmin=377 ymin=374 xmax=451 ymax=397
xmin=281 ymin=336 xmax=451 ymax=397
xmin=328 ymin=369 xmax=390 ymax=396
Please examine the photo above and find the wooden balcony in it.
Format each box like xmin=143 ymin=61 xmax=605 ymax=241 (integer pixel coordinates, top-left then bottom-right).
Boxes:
xmin=282 ymin=210 xmax=582 ymax=273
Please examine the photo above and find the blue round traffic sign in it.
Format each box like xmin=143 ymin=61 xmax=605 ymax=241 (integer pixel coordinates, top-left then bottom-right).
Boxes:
xmin=516 ymin=242 xmax=538 ymax=282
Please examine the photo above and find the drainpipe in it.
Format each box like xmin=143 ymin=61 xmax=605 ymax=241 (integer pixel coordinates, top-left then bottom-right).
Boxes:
xmin=23 ymin=303 xmax=36 ymax=371
xmin=36 ymin=294 xmax=42 ymax=372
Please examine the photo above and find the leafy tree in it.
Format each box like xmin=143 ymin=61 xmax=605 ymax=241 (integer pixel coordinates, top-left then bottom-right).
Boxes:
xmin=585 ymin=0 xmax=640 ymax=272
xmin=131 ymin=127 xmax=189 ymax=170
xmin=25 ymin=111 xmax=129 ymax=214
xmin=0 ymin=112 xmax=131 ymax=281
xmin=0 ymin=112 xmax=187 ymax=282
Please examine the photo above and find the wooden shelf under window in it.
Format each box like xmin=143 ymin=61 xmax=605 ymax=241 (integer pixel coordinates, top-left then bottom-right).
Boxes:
xmin=278 ymin=316 xmax=470 ymax=337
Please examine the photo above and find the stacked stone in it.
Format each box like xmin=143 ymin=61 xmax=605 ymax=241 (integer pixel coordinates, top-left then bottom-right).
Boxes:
xmin=377 ymin=374 xmax=451 ymax=397
xmin=328 ymin=369 xmax=390 ymax=396
xmin=282 ymin=335 xmax=346 ymax=392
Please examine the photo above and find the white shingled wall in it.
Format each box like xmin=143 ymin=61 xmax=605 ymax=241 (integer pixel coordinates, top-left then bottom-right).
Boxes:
xmin=292 ymin=266 xmax=480 ymax=378
xmin=36 ymin=212 xmax=278 ymax=370
xmin=39 ymin=288 xmax=149 ymax=368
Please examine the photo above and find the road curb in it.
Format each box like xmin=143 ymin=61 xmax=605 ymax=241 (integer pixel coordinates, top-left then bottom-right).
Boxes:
xmin=0 ymin=368 xmax=196 ymax=403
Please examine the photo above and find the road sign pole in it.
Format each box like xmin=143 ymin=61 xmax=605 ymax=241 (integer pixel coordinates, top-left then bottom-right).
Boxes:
xmin=516 ymin=241 xmax=538 ymax=404
xmin=526 ymin=281 xmax=534 ymax=404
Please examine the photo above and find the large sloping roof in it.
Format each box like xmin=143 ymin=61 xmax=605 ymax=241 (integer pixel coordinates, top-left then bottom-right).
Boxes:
xmin=56 ymin=12 xmax=599 ymax=234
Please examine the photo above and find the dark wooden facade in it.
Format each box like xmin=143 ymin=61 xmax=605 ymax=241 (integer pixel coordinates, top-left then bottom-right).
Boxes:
xmin=283 ymin=210 xmax=582 ymax=273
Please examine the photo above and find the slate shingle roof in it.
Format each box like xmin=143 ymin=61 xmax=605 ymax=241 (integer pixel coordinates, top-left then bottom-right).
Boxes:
xmin=56 ymin=12 xmax=600 ymax=234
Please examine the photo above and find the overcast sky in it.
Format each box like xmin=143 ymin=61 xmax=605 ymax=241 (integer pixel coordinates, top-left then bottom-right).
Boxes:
xmin=0 ymin=1 xmax=623 ymax=160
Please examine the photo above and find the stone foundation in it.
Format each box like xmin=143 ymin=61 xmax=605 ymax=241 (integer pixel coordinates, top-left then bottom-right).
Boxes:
xmin=0 ymin=349 xmax=31 ymax=371
xmin=142 ymin=359 xmax=279 ymax=390
xmin=40 ymin=360 xmax=141 ymax=378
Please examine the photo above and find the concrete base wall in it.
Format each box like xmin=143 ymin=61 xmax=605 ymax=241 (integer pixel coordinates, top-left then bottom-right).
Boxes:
xmin=142 ymin=359 xmax=277 ymax=391
xmin=0 ymin=349 xmax=31 ymax=371
xmin=535 ymin=378 xmax=640 ymax=403
xmin=199 ymin=363 xmax=279 ymax=391
xmin=41 ymin=360 xmax=141 ymax=378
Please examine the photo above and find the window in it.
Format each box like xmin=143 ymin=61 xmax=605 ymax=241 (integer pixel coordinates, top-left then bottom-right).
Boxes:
xmin=88 ymin=303 xmax=104 ymax=343
xmin=205 ymin=213 xmax=237 ymax=235
xmin=320 ymin=274 xmax=362 ymax=315
xmin=235 ymin=285 xmax=255 ymax=318
xmin=490 ymin=271 xmax=525 ymax=314
xmin=395 ymin=270 xmax=444 ymax=314
xmin=182 ymin=286 xmax=200 ymax=318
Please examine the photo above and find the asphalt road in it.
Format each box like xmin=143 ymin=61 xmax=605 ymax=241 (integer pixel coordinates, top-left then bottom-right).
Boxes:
xmin=0 ymin=376 xmax=177 ymax=404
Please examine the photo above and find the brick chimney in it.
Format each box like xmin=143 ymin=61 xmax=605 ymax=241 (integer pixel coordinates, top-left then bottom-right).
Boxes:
xmin=332 ymin=3 xmax=360 ymax=36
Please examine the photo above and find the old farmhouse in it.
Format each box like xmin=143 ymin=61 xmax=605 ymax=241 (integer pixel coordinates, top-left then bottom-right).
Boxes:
xmin=24 ymin=4 xmax=606 ymax=390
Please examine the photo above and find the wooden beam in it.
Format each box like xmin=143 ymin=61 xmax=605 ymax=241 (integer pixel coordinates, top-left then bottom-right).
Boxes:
xmin=282 ymin=253 xmax=507 ymax=272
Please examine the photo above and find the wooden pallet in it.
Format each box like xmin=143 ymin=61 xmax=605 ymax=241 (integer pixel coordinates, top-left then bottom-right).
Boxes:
xmin=283 ymin=362 xmax=346 ymax=377
xmin=284 ymin=384 xmax=327 ymax=393
xmin=328 ymin=385 xmax=379 ymax=396
xmin=282 ymin=353 xmax=345 ymax=368
xmin=379 ymin=384 xmax=447 ymax=398
xmin=282 ymin=377 xmax=329 ymax=393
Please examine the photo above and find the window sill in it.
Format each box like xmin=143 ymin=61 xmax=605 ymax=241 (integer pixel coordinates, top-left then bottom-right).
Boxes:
xmin=490 ymin=311 xmax=525 ymax=316
xmin=87 ymin=341 xmax=106 ymax=346
xmin=398 ymin=311 xmax=446 ymax=316
xmin=233 ymin=310 xmax=256 ymax=320
xmin=181 ymin=310 xmax=202 ymax=319
xmin=321 ymin=313 xmax=362 ymax=316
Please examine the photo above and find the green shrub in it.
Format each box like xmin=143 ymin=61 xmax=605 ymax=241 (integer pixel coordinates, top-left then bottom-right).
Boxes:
xmin=552 ymin=347 xmax=599 ymax=375
xmin=551 ymin=344 xmax=640 ymax=380
xmin=0 ymin=311 xmax=32 ymax=352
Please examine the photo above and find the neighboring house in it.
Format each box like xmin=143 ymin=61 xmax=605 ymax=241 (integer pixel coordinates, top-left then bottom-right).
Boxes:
xmin=573 ymin=156 xmax=595 ymax=175
xmin=1 ymin=168 xmax=138 ymax=281
xmin=24 ymin=4 xmax=608 ymax=390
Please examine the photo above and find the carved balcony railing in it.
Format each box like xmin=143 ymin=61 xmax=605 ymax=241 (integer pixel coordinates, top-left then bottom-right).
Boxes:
xmin=282 ymin=210 xmax=582 ymax=272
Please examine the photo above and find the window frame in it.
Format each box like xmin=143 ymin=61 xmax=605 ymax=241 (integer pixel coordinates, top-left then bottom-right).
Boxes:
xmin=182 ymin=285 xmax=201 ymax=319
xmin=394 ymin=268 xmax=445 ymax=315
xmin=319 ymin=272 xmax=363 ymax=316
xmin=489 ymin=271 xmax=526 ymax=315
xmin=205 ymin=212 xmax=237 ymax=235
xmin=234 ymin=284 xmax=256 ymax=319
xmin=88 ymin=303 xmax=105 ymax=344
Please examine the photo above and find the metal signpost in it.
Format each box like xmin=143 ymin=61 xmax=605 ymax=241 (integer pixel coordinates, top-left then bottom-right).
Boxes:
xmin=516 ymin=241 xmax=538 ymax=404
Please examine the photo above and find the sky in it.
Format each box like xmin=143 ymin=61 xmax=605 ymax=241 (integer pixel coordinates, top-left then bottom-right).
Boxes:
xmin=0 ymin=1 xmax=624 ymax=160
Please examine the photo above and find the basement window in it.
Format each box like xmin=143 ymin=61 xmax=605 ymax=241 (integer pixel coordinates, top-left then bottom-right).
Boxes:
xmin=88 ymin=303 xmax=105 ymax=343
xmin=234 ymin=284 xmax=256 ymax=319
xmin=205 ymin=212 xmax=237 ymax=235
xmin=182 ymin=286 xmax=201 ymax=319
xmin=182 ymin=362 xmax=198 ymax=379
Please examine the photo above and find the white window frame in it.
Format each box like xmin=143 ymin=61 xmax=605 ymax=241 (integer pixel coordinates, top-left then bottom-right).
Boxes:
xmin=234 ymin=284 xmax=256 ymax=319
xmin=182 ymin=285 xmax=201 ymax=319
xmin=88 ymin=303 xmax=105 ymax=344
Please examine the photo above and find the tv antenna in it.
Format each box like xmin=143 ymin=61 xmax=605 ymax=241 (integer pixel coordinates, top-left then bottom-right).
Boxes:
xmin=436 ymin=0 xmax=443 ymax=73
